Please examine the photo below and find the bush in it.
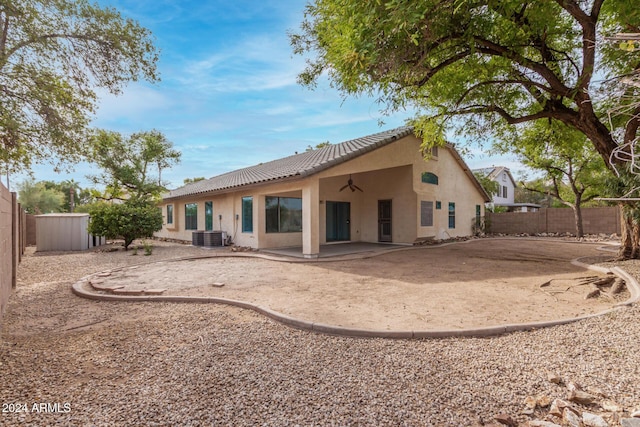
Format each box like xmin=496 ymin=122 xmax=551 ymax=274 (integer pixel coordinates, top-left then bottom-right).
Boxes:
xmin=88 ymin=200 xmax=162 ymax=250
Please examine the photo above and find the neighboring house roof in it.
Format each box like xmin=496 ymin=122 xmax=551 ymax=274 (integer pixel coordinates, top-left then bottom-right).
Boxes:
xmin=165 ymin=126 xmax=490 ymax=202
xmin=473 ymin=166 xmax=517 ymax=187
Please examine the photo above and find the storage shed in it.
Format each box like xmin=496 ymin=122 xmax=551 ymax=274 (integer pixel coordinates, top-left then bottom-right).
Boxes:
xmin=35 ymin=213 xmax=105 ymax=252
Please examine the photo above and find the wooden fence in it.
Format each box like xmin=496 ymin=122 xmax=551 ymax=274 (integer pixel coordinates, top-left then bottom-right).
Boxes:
xmin=486 ymin=207 xmax=621 ymax=236
xmin=0 ymin=182 xmax=25 ymax=324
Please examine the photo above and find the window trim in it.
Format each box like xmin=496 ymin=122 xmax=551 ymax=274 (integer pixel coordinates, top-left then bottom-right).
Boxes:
xmin=205 ymin=201 xmax=213 ymax=231
xmin=185 ymin=203 xmax=198 ymax=230
xmin=265 ymin=196 xmax=303 ymax=233
xmin=421 ymin=172 xmax=439 ymax=185
xmin=420 ymin=200 xmax=434 ymax=227
xmin=242 ymin=197 xmax=253 ymax=233
xmin=448 ymin=202 xmax=456 ymax=229
xmin=166 ymin=204 xmax=174 ymax=225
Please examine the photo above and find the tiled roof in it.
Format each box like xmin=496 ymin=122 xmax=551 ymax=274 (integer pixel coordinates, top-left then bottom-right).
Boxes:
xmin=164 ymin=126 xmax=414 ymax=200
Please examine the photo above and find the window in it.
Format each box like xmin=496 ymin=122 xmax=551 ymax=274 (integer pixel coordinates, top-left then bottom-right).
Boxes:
xmin=266 ymin=196 xmax=302 ymax=233
xmin=421 ymin=172 xmax=439 ymax=185
xmin=502 ymin=186 xmax=508 ymax=198
xmin=185 ymin=203 xmax=198 ymax=230
xmin=476 ymin=205 xmax=481 ymax=227
xmin=166 ymin=204 xmax=173 ymax=225
xmin=436 ymin=201 xmax=442 ymax=210
xmin=420 ymin=201 xmax=434 ymax=227
xmin=242 ymin=197 xmax=253 ymax=232
xmin=205 ymin=201 xmax=213 ymax=231
xmin=448 ymin=202 xmax=456 ymax=229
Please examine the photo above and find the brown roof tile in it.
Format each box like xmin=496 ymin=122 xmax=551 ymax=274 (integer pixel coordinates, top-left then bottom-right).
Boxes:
xmin=165 ymin=126 xmax=414 ymax=200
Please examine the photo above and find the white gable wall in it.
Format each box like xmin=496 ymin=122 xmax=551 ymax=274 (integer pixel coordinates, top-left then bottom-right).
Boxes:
xmin=492 ymin=169 xmax=515 ymax=205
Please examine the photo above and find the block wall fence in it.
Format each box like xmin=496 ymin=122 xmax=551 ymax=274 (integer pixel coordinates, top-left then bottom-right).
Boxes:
xmin=486 ymin=207 xmax=621 ymax=236
xmin=0 ymin=182 xmax=25 ymax=324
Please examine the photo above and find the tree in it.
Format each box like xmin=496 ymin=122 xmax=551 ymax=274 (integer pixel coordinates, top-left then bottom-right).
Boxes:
xmin=0 ymin=0 xmax=159 ymax=174
xmin=306 ymin=141 xmax=331 ymax=151
xmin=515 ymin=179 xmax=561 ymax=208
xmin=472 ymin=172 xmax=499 ymax=201
xmin=17 ymin=179 xmax=64 ymax=214
xmin=88 ymin=129 xmax=181 ymax=202
xmin=496 ymin=121 xmax=607 ymax=237
xmin=183 ymin=177 xmax=206 ymax=185
xmin=87 ymin=200 xmax=162 ymax=250
xmin=40 ymin=179 xmax=81 ymax=212
xmin=292 ymin=0 xmax=640 ymax=256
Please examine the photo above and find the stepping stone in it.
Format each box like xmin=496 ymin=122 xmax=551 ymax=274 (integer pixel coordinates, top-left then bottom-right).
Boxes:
xmin=211 ymin=282 xmax=225 ymax=287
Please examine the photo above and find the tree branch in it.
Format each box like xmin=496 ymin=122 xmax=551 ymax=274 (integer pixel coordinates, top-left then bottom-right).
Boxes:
xmin=474 ymin=40 xmax=573 ymax=98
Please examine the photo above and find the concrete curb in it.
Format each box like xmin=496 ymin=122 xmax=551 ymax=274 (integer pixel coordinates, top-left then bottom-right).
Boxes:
xmin=71 ymin=239 xmax=638 ymax=339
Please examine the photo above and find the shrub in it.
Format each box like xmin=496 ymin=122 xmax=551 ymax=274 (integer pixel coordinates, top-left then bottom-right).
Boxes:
xmin=88 ymin=200 xmax=162 ymax=250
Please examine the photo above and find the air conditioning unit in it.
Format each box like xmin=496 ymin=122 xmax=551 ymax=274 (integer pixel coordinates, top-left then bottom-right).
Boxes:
xmin=192 ymin=231 xmax=205 ymax=246
xmin=203 ymin=230 xmax=226 ymax=247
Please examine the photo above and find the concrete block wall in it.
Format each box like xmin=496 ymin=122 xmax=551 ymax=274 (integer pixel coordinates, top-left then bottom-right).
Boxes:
xmin=0 ymin=183 xmax=15 ymax=322
xmin=487 ymin=207 xmax=621 ymax=235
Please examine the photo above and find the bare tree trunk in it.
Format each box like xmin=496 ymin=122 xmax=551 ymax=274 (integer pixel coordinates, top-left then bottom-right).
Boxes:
xmin=573 ymin=203 xmax=584 ymax=238
xmin=619 ymin=203 xmax=640 ymax=259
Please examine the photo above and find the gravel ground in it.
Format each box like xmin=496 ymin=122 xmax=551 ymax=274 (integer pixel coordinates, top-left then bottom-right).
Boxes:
xmin=1 ymin=240 xmax=639 ymax=426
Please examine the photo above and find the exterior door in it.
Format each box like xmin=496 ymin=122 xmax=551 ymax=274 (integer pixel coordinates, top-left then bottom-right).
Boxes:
xmin=378 ymin=200 xmax=392 ymax=242
xmin=326 ymin=201 xmax=350 ymax=242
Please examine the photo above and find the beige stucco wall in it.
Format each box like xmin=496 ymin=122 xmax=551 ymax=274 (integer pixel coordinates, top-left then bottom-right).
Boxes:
xmin=156 ymin=134 xmax=486 ymax=249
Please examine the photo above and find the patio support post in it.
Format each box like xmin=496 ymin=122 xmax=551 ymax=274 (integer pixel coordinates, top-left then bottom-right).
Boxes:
xmin=302 ymin=180 xmax=320 ymax=258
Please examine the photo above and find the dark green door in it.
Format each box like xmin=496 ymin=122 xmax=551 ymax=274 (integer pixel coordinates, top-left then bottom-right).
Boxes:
xmin=326 ymin=201 xmax=350 ymax=242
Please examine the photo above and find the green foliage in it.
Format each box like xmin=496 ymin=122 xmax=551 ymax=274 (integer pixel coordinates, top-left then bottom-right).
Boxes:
xmin=142 ymin=240 xmax=153 ymax=256
xmin=292 ymin=0 xmax=639 ymax=160
xmin=183 ymin=177 xmax=206 ymax=185
xmin=87 ymin=200 xmax=162 ymax=250
xmin=473 ymin=172 xmax=499 ymax=199
xmin=88 ymin=129 xmax=181 ymax=202
xmin=38 ymin=179 xmax=96 ymax=212
xmin=0 ymin=0 xmax=159 ymax=174
xmin=17 ymin=179 xmax=64 ymax=214
xmin=515 ymin=180 xmax=557 ymax=208
xmin=496 ymin=120 xmax=608 ymax=205
xmin=305 ymin=141 xmax=332 ymax=151
xmin=495 ymin=120 xmax=609 ymax=236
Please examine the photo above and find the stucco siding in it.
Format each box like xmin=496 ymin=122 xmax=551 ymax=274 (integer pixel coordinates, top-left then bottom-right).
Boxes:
xmin=156 ymin=134 xmax=486 ymax=249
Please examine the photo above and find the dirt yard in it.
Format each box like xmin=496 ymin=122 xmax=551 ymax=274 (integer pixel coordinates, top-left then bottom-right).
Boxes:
xmin=87 ymin=239 xmax=626 ymax=330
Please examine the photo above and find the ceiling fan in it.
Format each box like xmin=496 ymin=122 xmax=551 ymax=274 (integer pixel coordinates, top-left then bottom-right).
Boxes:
xmin=339 ymin=174 xmax=363 ymax=192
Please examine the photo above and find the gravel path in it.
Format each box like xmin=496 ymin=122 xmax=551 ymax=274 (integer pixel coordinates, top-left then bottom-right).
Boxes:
xmin=1 ymin=240 xmax=639 ymax=426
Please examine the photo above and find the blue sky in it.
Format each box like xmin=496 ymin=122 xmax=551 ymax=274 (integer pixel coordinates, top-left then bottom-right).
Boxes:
xmin=14 ymin=0 xmax=518 ymax=191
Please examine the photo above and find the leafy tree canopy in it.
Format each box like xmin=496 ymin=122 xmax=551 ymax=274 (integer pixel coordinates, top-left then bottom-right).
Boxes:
xmin=87 ymin=200 xmax=162 ymax=250
xmin=88 ymin=129 xmax=181 ymax=202
xmin=183 ymin=177 xmax=206 ymax=185
xmin=292 ymin=0 xmax=639 ymax=159
xmin=306 ymin=141 xmax=331 ymax=151
xmin=473 ymin=171 xmax=499 ymax=198
xmin=0 ymin=0 xmax=159 ymax=173
xmin=497 ymin=119 xmax=608 ymax=236
xmin=17 ymin=178 xmax=64 ymax=214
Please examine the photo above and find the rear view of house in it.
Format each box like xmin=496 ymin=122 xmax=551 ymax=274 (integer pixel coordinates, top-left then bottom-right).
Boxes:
xmin=156 ymin=127 xmax=490 ymax=257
